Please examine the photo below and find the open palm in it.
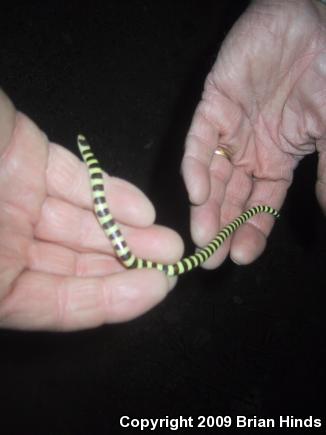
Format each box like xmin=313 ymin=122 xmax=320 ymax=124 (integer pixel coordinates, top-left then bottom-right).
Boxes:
xmin=0 ymin=91 xmax=182 ymax=330
xmin=182 ymin=0 xmax=326 ymax=268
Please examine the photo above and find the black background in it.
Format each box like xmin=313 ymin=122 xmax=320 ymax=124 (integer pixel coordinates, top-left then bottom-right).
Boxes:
xmin=0 ymin=1 xmax=325 ymax=434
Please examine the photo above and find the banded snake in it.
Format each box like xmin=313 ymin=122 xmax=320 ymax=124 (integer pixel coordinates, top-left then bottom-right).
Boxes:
xmin=78 ymin=134 xmax=280 ymax=276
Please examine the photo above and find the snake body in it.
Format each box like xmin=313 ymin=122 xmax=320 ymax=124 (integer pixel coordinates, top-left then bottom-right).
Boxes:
xmin=78 ymin=134 xmax=280 ymax=276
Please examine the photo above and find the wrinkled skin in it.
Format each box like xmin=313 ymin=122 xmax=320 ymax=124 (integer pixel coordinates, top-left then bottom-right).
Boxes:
xmin=182 ymin=0 xmax=326 ymax=268
xmin=0 ymin=92 xmax=183 ymax=330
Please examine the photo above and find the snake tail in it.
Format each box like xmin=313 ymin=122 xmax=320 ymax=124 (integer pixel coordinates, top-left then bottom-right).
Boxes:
xmin=78 ymin=134 xmax=280 ymax=276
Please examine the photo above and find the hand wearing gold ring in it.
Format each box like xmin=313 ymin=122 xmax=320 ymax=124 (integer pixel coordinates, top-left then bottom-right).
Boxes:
xmin=181 ymin=0 xmax=326 ymax=270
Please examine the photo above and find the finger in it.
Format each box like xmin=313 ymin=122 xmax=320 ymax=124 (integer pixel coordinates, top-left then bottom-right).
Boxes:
xmin=28 ymin=240 xmax=125 ymax=277
xmin=195 ymin=166 xmax=252 ymax=269
xmin=181 ymin=83 xmax=243 ymax=205
xmin=316 ymin=147 xmax=326 ymax=214
xmin=35 ymin=197 xmax=184 ymax=263
xmin=181 ymin=100 xmax=221 ymax=205
xmin=187 ymin=145 xmax=233 ymax=263
xmin=0 ymin=269 xmax=171 ymax=331
xmin=46 ymin=142 xmax=156 ymax=227
xmin=230 ymin=178 xmax=289 ymax=265
xmin=189 ymin=166 xmax=232 ymax=265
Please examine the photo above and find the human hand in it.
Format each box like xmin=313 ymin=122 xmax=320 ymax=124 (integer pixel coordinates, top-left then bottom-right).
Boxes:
xmin=182 ymin=0 xmax=326 ymax=269
xmin=0 ymin=90 xmax=183 ymax=331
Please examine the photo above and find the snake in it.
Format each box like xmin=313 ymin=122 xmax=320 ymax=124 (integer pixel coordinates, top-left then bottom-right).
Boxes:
xmin=77 ymin=134 xmax=280 ymax=276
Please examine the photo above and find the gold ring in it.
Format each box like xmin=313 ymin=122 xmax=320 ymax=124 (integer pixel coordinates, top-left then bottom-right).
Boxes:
xmin=213 ymin=146 xmax=232 ymax=162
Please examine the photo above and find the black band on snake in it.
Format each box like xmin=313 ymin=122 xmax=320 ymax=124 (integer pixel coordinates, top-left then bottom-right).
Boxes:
xmin=78 ymin=134 xmax=280 ymax=276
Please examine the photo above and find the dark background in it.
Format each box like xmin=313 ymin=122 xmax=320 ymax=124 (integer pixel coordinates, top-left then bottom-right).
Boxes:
xmin=0 ymin=1 xmax=325 ymax=433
